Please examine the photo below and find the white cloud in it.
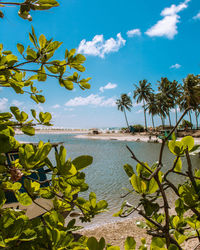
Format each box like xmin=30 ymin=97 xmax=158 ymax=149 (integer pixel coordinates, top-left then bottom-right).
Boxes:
xmin=99 ymin=82 xmax=117 ymax=92
xmin=127 ymin=29 xmax=141 ymax=37
xmin=193 ymin=12 xmax=200 ymax=20
xmin=52 ymin=104 xmax=60 ymax=109
xmin=145 ymin=0 xmax=190 ymax=39
xmin=0 ymin=98 xmax=8 ymax=111
xmin=170 ymin=63 xmax=181 ymax=69
xmin=65 ymin=94 xmax=116 ymax=107
xmin=77 ymin=33 xmax=126 ymax=58
xmin=11 ymin=100 xmax=23 ymax=107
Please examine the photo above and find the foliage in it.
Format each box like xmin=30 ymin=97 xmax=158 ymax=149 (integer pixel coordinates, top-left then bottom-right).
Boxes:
xmin=131 ymin=124 xmax=144 ymax=132
xmin=180 ymin=119 xmax=193 ymax=129
xmin=116 ymin=94 xmax=132 ymax=129
xmin=116 ymin=110 xmax=200 ymax=249
xmin=117 ymin=75 xmax=200 ymax=129
xmin=133 ymin=79 xmax=152 ymax=131
xmin=0 ymin=0 xmax=59 ymax=21
xmin=0 ymin=9 xmax=107 ymax=249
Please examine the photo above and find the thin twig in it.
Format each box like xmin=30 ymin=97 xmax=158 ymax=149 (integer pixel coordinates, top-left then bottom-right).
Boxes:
xmin=164 ymin=107 xmax=191 ymax=141
xmin=126 ymin=145 xmax=152 ymax=173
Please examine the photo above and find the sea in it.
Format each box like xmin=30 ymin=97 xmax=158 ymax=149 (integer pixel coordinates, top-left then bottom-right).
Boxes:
xmin=15 ymin=133 xmax=200 ymax=228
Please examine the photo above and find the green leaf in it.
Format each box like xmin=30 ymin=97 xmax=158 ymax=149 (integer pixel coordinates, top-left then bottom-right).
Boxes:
xmin=181 ymin=136 xmax=194 ymax=151
xmin=150 ymin=237 xmax=165 ymax=249
xmin=124 ymin=236 xmax=136 ymax=250
xmin=46 ymin=65 xmax=59 ymax=74
xmin=39 ymin=34 xmax=47 ymax=49
xmin=40 ymin=187 xmax=55 ymax=199
xmin=147 ymin=178 xmax=159 ymax=194
xmin=168 ymin=244 xmax=179 ymax=250
xmin=36 ymin=94 xmax=45 ymax=103
xmin=39 ymin=112 xmax=52 ymax=124
xmin=0 ymin=189 xmax=6 ymax=208
xmin=38 ymin=66 xmax=47 ymax=81
xmin=26 ymin=47 xmax=37 ymax=60
xmin=20 ymin=229 xmax=37 ymax=241
xmin=68 ymin=48 xmax=76 ymax=58
xmin=22 ymin=126 xmax=35 ymax=136
xmin=80 ymin=81 xmax=91 ymax=89
xmin=6 ymin=54 xmax=18 ymax=66
xmin=16 ymin=192 xmax=32 ymax=206
xmin=31 ymin=26 xmax=38 ymax=45
xmin=63 ymin=80 xmax=74 ymax=90
xmin=96 ymin=200 xmax=108 ymax=210
xmin=89 ymin=192 xmax=96 ymax=208
xmin=168 ymin=141 xmax=183 ymax=156
xmin=10 ymin=106 xmax=20 ymax=120
xmin=123 ymin=164 xmax=134 ymax=177
xmin=172 ymin=216 xmax=179 ymax=228
xmin=87 ymin=237 xmax=99 ymax=250
xmin=174 ymin=157 xmax=182 ymax=172
xmin=99 ymin=237 xmax=105 ymax=250
xmin=72 ymin=155 xmax=93 ymax=170
xmin=172 ymin=132 xmax=176 ymax=141
xmin=31 ymin=95 xmax=39 ymax=103
xmin=0 ymin=236 xmax=6 ymax=248
xmin=131 ymin=174 xmax=146 ymax=194
xmin=17 ymin=43 xmax=24 ymax=54
xmin=31 ymin=109 xmax=37 ymax=119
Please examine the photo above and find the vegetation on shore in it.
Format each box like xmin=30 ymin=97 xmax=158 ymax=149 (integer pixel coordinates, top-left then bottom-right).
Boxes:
xmin=117 ymin=76 xmax=200 ymax=131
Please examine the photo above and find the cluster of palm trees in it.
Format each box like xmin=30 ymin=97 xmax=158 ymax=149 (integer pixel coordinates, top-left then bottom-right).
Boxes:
xmin=116 ymin=74 xmax=200 ymax=131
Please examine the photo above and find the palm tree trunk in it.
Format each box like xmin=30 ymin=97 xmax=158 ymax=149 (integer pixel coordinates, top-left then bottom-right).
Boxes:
xmin=175 ymin=106 xmax=178 ymax=125
xmin=167 ymin=112 xmax=172 ymax=127
xmin=161 ymin=115 xmax=164 ymax=129
xmin=143 ymin=100 xmax=147 ymax=131
xmin=188 ymin=111 xmax=192 ymax=128
xmin=123 ymin=109 xmax=129 ymax=129
xmin=195 ymin=110 xmax=199 ymax=129
xmin=151 ymin=115 xmax=155 ymax=130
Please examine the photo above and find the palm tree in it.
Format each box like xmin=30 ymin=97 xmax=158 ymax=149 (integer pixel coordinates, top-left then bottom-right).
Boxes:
xmin=116 ymin=94 xmax=132 ymax=129
xmin=171 ymin=80 xmax=182 ymax=125
xmin=133 ymin=80 xmax=152 ymax=131
xmin=155 ymin=93 xmax=167 ymax=129
xmin=158 ymin=77 xmax=174 ymax=127
xmin=146 ymin=93 xmax=157 ymax=130
xmin=180 ymin=74 xmax=200 ymax=128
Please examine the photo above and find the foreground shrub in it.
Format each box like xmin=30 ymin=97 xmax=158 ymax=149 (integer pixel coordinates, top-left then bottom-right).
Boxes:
xmin=115 ymin=110 xmax=200 ymax=249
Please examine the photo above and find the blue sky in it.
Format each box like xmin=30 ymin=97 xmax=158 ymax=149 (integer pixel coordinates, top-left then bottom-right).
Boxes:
xmin=0 ymin=0 xmax=200 ymax=128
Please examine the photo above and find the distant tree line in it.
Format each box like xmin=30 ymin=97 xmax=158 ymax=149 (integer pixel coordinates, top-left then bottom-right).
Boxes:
xmin=116 ymin=74 xmax=200 ymax=131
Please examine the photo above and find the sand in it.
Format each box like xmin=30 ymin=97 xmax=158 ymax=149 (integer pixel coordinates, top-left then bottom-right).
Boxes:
xmin=75 ymin=132 xmax=200 ymax=145
xmin=78 ymin=216 xmax=200 ymax=249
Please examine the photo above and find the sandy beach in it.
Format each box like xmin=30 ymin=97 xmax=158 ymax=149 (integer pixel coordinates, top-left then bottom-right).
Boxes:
xmin=78 ymin=216 xmax=199 ymax=249
xmin=75 ymin=131 xmax=200 ymax=145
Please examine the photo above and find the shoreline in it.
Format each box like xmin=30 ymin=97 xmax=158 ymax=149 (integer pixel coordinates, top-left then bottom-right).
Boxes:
xmin=75 ymin=132 xmax=200 ymax=145
xmin=15 ymin=129 xmax=89 ymax=135
xmin=78 ymin=215 xmax=199 ymax=249
xmin=15 ymin=129 xmax=200 ymax=145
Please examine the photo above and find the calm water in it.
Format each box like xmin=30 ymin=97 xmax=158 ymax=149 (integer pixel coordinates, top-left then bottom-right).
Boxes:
xmin=16 ymin=134 xmax=200 ymax=227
